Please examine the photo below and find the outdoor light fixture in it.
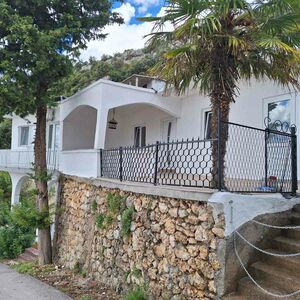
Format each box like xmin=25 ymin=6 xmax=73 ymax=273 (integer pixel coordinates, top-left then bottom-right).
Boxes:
xmin=108 ymin=108 xmax=118 ymax=130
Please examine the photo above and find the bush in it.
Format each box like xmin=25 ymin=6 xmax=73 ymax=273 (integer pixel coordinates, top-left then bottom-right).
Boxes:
xmin=0 ymin=196 xmax=36 ymax=259
xmin=121 ymin=206 xmax=135 ymax=237
xmin=124 ymin=287 xmax=148 ymax=300
xmin=0 ymin=224 xmax=35 ymax=259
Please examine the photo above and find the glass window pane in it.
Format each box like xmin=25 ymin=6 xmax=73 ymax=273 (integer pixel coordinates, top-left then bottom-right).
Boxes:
xmin=204 ymin=111 xmax=212 ymax=139
xmin=48 ymin=125 xmax=53 ymax=149
xmin=268 ymin=99 xmax=291 ymax=129
xmin=54 ymin=124 xmax=60 ymax=150
xmin=20 ymin=127 xmax=29 ymax=146
xmin=141 ymin=126 xmax=146 ymax=147
xmin=134 ymin=127 xmax=140 ymax=147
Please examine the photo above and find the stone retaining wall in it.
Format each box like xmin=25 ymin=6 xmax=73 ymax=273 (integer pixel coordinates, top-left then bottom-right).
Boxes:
xmin=54 ymin=177 xmax=225 ymax=299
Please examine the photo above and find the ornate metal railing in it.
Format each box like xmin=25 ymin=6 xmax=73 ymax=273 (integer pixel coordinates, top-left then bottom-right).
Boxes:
xmin=100 ymin=119 xmax=297 ymax=194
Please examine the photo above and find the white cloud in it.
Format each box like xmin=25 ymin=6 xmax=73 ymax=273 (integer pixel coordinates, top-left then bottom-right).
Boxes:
xmin=131 ymin=0 xmax=161 ymax=14
xmin=80 ymin=5 xmax=170 ymax=61
xmin=113 ymin=3 xmax=135 ymax=24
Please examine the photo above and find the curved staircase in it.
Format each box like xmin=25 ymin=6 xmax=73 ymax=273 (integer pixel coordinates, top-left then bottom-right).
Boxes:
xmin=224 ymin=205 xmax=300 ymax=300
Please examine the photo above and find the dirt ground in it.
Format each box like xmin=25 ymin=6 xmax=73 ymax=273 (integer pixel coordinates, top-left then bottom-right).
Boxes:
xmin=4 ymin=260 xmax=122 ymax=300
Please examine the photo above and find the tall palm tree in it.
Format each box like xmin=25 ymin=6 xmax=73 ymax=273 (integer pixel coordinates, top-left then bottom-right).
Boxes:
xmin=140 ymin=0 xmax=300 ymax=189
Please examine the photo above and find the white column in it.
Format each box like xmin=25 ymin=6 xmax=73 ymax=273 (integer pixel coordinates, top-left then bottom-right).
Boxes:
xmin=10 ymin=173 xmax=29 ymax=206
xmin=94 ymin=107 xmax=109 ymax=149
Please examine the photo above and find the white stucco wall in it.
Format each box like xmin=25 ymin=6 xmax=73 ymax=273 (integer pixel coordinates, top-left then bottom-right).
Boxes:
xmin=4 ymin=77 xmax=300 ymax=182
xmin=105 ymin=104 xmax=173 ymax=148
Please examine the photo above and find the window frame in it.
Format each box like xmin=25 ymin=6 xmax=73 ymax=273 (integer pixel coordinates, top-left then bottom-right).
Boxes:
xmin=133 ymin=125 xmax=146 ymax=147
xmin=19 ymin=126 xmax=30 ymax=147
xmin=263 ymin=93 xmax=296 ymax=130
xmin=203 ymin=109 xmax=212 ymax=140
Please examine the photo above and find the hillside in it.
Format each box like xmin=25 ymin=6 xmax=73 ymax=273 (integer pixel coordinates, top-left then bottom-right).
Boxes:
xmin=62 ymin=49 xmax=160 ymax=97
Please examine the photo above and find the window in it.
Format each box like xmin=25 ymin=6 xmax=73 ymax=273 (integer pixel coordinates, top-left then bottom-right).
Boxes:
xmin=134 ymin=126 xmax=146 ymax=147
xmin=48 ymin=124 xmax=60 ymax=150
xmin=267 ymin=99 xmax=291 ymax=129
xmin=204 ymin=111 xmax=212 ymax=139
xmin=19 ymin=126 xmax=29 ymax=146
xmin=48 ymin=124 xmax=54 ymax=149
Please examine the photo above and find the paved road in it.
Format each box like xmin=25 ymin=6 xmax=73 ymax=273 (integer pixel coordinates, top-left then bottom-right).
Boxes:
xmin=0 ymin=263 xmax=71 ymax=300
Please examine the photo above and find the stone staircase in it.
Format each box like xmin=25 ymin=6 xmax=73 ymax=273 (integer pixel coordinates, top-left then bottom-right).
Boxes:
xmin=17 ymin=247 xmax=39 ymax=262
xmin=224 ymin=205 xmax=300 ymax=300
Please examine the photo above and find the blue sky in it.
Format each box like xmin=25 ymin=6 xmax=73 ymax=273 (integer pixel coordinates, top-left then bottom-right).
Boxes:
xmin=81 ymin=1 xmax=166 ymax=60
xmin=113 ymin=1 xmax=164 ymax=24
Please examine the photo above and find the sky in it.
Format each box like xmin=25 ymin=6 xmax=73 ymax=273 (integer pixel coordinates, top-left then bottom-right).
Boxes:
xmin=80 ymin=1 xmax=165 ymax=61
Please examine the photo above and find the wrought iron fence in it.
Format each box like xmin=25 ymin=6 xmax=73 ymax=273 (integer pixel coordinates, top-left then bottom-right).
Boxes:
xmin=222 ymin=121 xmax=297 ymax=193
xmin=100 ymin=119 xmax=297 ymax=194
xmin=101 ymin=139 xmax=216 ymax=188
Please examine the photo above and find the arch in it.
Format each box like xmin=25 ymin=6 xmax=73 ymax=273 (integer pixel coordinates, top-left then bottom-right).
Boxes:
xmin=10 ymin=173 xmax=30 ymax=206
xmin=62 ymin=105 xmax=97 ymax=150
xmin=105 ymin=101 xmax=180 ymax=119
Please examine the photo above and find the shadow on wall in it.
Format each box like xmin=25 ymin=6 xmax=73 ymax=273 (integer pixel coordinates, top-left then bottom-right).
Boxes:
xmin=63 ymin=105 xmax=97 ymax=151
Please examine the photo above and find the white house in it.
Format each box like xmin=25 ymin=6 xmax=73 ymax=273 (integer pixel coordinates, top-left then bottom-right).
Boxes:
xmin=0 ymin=74 xmax=299 ymax=204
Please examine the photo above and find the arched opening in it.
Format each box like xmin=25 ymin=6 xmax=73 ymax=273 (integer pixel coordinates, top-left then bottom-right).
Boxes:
xmin=63 ymin=105 xmax=97 ymax=150
xmin=104 ymin=103 xmax=177 ymax=149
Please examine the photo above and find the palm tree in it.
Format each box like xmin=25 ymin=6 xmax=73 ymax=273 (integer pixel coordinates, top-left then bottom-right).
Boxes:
xmin=140 ymin=0 xmax=300 ymax=189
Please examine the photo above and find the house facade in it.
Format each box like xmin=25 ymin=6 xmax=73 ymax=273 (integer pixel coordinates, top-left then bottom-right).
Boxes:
xmin=0 ymin=74 xmax=299 ymax=204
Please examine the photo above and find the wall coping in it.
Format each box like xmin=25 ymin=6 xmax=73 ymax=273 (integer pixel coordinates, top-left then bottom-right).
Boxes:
xmin=63 ymin=174 xmax=215 ymax=202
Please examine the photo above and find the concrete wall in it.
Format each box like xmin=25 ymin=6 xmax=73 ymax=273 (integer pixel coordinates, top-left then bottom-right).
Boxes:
xmin=62 ymin=105 xmax=97 ymax=150
xmin=105 ymin=104 xmax=173 ymax=148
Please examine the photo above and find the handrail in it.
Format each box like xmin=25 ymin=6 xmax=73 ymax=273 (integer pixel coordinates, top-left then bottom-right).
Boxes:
xmin=0 ymin=149 xmax=59 ymax=170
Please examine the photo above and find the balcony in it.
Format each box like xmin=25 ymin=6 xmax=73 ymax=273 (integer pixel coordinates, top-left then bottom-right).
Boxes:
xmin=0 ymin=150 xmax=59 ymax=172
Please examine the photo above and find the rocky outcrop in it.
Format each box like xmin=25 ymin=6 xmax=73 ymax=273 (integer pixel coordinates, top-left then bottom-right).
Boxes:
xmin=54 ymin=177 xmax=224 ymax=299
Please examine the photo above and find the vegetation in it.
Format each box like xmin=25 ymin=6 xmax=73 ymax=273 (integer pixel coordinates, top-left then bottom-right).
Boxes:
xmin=124 ymin=287 xmax=148 ymax=300
xmin=0 ymin=174 xmax=52 ymax=259
xmin=0 ymin=172 xmax=11 ymax=206
xmin=121 ymin=206 xmax=135 ymax=237
xmin=93 ymin=193 xmax=135 ymax=236
xmin=0 ymin=119 xmax=11 ymax=149
xmin=12 ymin=261 xmax=55 ymax=276
xmin=62 ymin=51 xmax=160 ymax=97
xmin=141 ymin=0 xmax=300 ymax=188
xmin=0 ymin=198 xmax=36 ymax=259
xmin=0 ymin=0 xmax=123 ymax=265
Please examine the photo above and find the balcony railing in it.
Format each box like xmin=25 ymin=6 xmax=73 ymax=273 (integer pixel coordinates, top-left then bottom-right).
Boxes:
xmin=0 ymin=150 xmax=59 ymax=171
xmin=100 ymin=120 xmax=298 ymax=194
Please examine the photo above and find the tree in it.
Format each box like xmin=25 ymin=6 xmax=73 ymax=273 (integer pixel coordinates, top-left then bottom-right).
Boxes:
xmin=0 ymin=119 xmax=11 ymax=149
xmin=141 ymin=0 xmax=300 ymax=188
xmin=0 ymin=0 xmax=122 ymax=265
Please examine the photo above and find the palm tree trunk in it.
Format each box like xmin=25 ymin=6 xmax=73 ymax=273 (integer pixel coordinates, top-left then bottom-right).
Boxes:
xmin=210 ymin=94 xmax=231 ymax=190
xmin=35 ymin=105 xmax=52 ymax=265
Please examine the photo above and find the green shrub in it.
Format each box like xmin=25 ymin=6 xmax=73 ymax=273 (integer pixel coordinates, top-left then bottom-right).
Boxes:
xmin=0 ymin=194 xmax=36 ymax=259
xmin=0 ymin=224 xmax=35 ymax=259
xmin=124 ymin=287 xmax=148 ymax=300
xmin=121 ymin=206 xmax=135 ymax=237
xmin=95 ymin=213 xmax=106 ymax=229
xmin=106 ymin=193 xmax=126 ymax=215
xmin=91 ymin=200 xmax=97 ymax=212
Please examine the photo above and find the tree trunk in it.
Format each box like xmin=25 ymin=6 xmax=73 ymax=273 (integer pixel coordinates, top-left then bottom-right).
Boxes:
xmin=34 ymin=105 xmax=52 ymax=265
xmin=210 ymin=94 xmax=231 ymax=190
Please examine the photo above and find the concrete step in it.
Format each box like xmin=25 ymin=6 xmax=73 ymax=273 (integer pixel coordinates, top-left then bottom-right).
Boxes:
xmin=249 ymin=261 xmax=300 ymax=293
xmin=261 ymin=249 xmax=300 ymax=274
xmin=272 ymin=236 xmax=300 ymax=253
xmin=222 ymin=294 xmax=246 ymax=300
xmin=286 ymin=228 xmax=300 ymax=239
xmin=24 ymin=247 xmax=39 ymax=257
xmin=17 ymin=248 xmax=38 ymax=261
xmin=291 ymin=212 xmax=300 ymax=225
xmin=293 ymin=205 xmax=300 ymax=214
xmin=238 ymin=277 xmax=300 ymax=300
